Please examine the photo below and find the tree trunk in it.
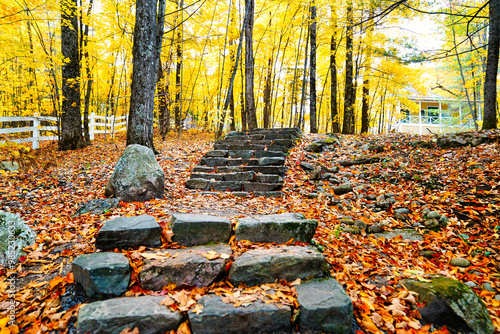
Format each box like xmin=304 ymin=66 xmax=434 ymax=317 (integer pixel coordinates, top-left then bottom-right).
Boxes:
xmin=245 ymin=0 xmax=257 ymax=129
xmin=175 ymin=30 xmax=182 ymax=133
xmin=81 ymin=0 xmax=93 ymax=145
xmin=361 ymin=81 xmax=369 ymax=133
xmin=263 ymin=57 xmax=273 ymax=128
xmin=342 ymin=2 xmax=354 ymax=134
xmin=60 ymin=0 xmax=85 ymax=151
xmin=483 ymin=0 xmax=500 ymax=129
xmin=126 ymin=0 xmax=158 ymax=150
xmin=361 ymin=9 xmax=373 ymax=134
xmin=330 ymin=7 xmax=339 ymax=133
xmin=309 ymin=1 xmax=317 ymax=133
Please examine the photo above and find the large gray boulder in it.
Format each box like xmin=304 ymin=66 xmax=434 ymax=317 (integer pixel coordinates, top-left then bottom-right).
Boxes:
xmin=95 ymin=215 xmax=162 ymax=250
xmin=296 ymin=278 xmax=353 ymax=333
xmin=402 ymin=276 xmax=494 ymax=334
xmin=0 ymin=212 xmax=36 ymax=267
xmin=235 ymin=213 xmax=318 ymax=244
xmin=140 ymin=244 xmax=231 ymax=289
xmin=105 ymin=144 xmax=165 ymax=202
xmin=189 ymin=294 xmax=291 ymax=334
xmin=76 ymin=296 xmax=183 ymax=334
xmin=171 ymin=214 xmax=231 ymax=246
xmin=72 ymin=252 xmax=131 ymax=297
xmin=229 ymin=246 xmax=329 ymax=286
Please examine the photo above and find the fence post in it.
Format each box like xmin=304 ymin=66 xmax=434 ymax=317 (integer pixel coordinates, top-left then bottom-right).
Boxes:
xmin=90 ymin=112 xmax=95 ymax=140
xmin=33 ymin=113 xmax=40 ymax=150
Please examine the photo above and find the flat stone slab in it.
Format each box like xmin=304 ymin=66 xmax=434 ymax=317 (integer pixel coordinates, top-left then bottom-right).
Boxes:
xmin=186 ymin=178 xmax=212 ymax=190
xmin=171 ymin=214 xmax=231 ymax=246
xmin=235 ymin=213 xmax=318 ymax=244
xmin=95 ymin=215 xmax=162 ymax=250
xmin=242 ymin=166 xmax=284 ymax=175
xmin=296 ymin=277 xmax=353 ymax=333
xmin=212 ymin=181 xmax=243 ymax=191
xmin=223 ymin=171 xmax=255 ymax=182
xmin=201 ymin=158 xmax=227 ymax=167
xmin=73 ymin=252 xmax=131 ymax=297
xmin=254 ymin=174 xmax=282 ymax=183
xmin=258 ymin=157 xmax=285 ymax=166
xmin=242 ymin=182 xmax=283 ymax=192
xmin=229 ymin=246 xmax=329 ymax=286
xmin=190 ymin=173 xmax=224 ymax=181
xmin=189 ymin=294 xmax=291 ymax=334
xmin=228 ymin=150 xmax=254 ymax=159
xmin=140 ymin=244 xmax=231 ymax=290
xmin=76 ymin=296 xmax=183 ymax=334
xmin=254 ymin=151 xmax=286 ymax=159
xmin=205 ymin=150 xmax=228 ymax=157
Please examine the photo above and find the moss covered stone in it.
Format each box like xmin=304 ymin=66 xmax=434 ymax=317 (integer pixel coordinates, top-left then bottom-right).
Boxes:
xmin=0 ymin=212 xmax=36 ymax=266
xmin=402 ymin=276 xmax=494 ymax=334
xmin=235 ymin=213 xmax=318 ymax=244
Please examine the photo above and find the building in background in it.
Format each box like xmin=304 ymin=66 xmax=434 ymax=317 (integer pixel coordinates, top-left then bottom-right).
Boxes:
xmin=396 ymin=92 xmax=481 ymax=135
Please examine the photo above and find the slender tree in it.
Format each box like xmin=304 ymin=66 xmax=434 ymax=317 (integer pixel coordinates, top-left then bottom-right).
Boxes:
xmin=483 ymin=0 xmax=500 ymax=129
xmin=60 ymin=0 xmax=85 ymax=151
xmin=309 ymin=1 xmax=317 ymax=133
xmin=330 ymin=6 xmax=340 ymax=133
xmin=342 ymin=1 xmax=355 ymax=134
xmin=126 ymin=0 xmax=158 ymax=150
xmin=245 ymin=0 xmax=257 ymax=129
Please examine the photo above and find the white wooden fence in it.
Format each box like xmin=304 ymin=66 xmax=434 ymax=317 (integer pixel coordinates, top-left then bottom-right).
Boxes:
xmin=0 ymin=112 xmax=127 ymax=149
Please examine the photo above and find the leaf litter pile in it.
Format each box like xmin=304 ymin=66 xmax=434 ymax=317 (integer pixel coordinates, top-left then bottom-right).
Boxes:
xmin=0 ymin=130 xmax=499 ymax=334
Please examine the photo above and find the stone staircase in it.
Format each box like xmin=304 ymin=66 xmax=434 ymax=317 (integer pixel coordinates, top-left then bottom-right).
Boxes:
xmin=73 ymin=213 xmax=353 ymax=334
xmin=186 ymin=128 xmax=302 ymax=197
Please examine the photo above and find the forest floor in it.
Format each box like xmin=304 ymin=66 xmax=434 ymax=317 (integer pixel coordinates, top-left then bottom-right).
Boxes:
xmin=0 ymin=130 xmax=499 ymax=334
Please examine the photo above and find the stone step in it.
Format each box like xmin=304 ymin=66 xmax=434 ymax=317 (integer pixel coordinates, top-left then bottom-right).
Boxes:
xmin=228 ymin=150 xmax=254 ymax=159
xmin=190 ymin=294 xmax=291 ymax=334
xmin=258 ymin=157 xmax=285 ymax=166
xmin=200 ymin=157 xmax=228 ymax=167
xmin=223 ymin=171 xmax=255 ymax=181
xmin=254 ymin=150 xmax=286 ymax=159
xmin=171 ymin=213 xmax=232 ymax=246
xmin=246 ymin=127 xmax=302 ymax=135
xmin=242 ymin=182 xmax=283 ymax=192
xmin=227 ymin=158 xmax=259 ymax=166
xmin=242 ymin=166 xmax=285 ymax=175
xmin=76 ymin=296 xmax=183 ymax=334
xmin=186 ymin=178 xmax=212 ymax=190
xmin=255 ymin=174 xmax=282 ymax=183
xmin=192 ymin=166 xmax=243 ymax=173
xmin=254 ymin=191 xmax=283 ymax=198
xmin=95 ymin=215 xmax=162 ymax=251
xmin=205 ymin=150 xmax=228 ymax=157
xmin=192 ymin=166 xmax=285 ymax=176
xmin=212 ymin=181 xmax=244 ymax=191
xmin=214 ymin=139 xmax=295 ymax=150
xmin=139 ymin=245 xmax=231 ymax=290
xmin=225 ymin=133 xmax=299 ymax=141
xmin=73 ymin=252 xmax=131 ymax=297
xmin=190 ymin=173 xmax=225 ymax=181
xmin=295 ymin=277 xmax=353 ymax=333
xmin=235 ymin=213 xmax=317 ymax=244
xmin=229 ymin=246 xmax=330 ymax=287
xmin=214 ymin=143 xmax=266 ymax=151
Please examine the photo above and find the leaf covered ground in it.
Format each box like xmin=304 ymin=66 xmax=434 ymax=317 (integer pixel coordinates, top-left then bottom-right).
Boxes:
xmin=0 ymin=130 xmax=499 ymax=334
